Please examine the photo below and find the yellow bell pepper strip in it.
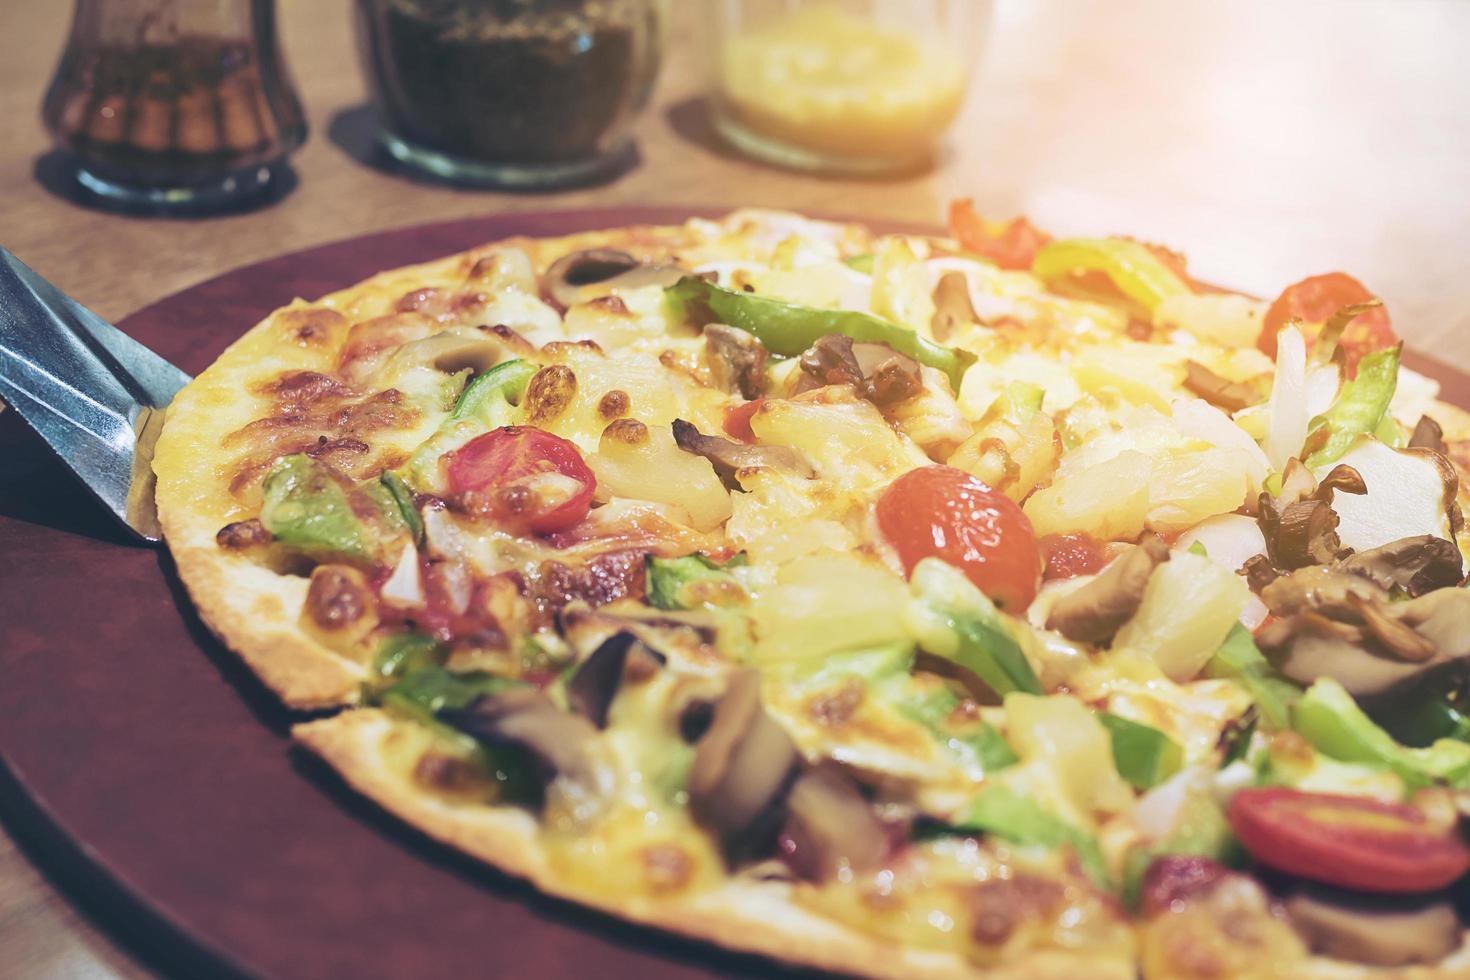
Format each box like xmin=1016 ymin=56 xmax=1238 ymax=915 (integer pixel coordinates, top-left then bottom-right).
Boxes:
xmin=1303 ymin=343 xmax=1401 ymax=468
xmin=1031 ymin=238 xmax=1192 ymax=315
xmin=664 ymin=276 xmax=976 ymax=391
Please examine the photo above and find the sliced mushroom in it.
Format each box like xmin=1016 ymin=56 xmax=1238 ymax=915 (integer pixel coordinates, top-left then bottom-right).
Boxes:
xmin=1260 ymin=565 xmax=1384 ymax=619
xmin=1183 ymin=360 xmax=1262 ymax=413
xmin=1284 ymin=889 xmax=1462 ymax=967
xmin=1338 ymin=534 xmax=1464 ymax=596
xmin=703 ymin=323 xmax=768 ymax=399
xmin=543 ymin=249 xmax=685 ymax=310
xmin=930 ymin=271 xmax=978 ymax=341
xmin=798 ymin=335 xmax=921 ymax=408
xmin=670 ymin=418 xmax=815 ymax=487
xmin=1398 ymin=587 xmax=1470 ymax=657
xmin=565 ymin=630 xmax=665 ymax=729
xmin=440 ymin=688 xmax=608 ymax=813
xmin=1046 ymin=534 xmax=1170 ymax=644
xmin=1347 ymin=592 xmax=1439 ymax=662
xmin=1256 ymin=467 xmax=1366 ymax=572
xmin=688 ymin=668 xmax=801 ymax=862
xmin=1410 ymin=414 xmax=1447 ymax=454
xmin=778 ymin=762 xmax=890 ymax=882
xmin=556 ymin=601 xmax=724 ymax=673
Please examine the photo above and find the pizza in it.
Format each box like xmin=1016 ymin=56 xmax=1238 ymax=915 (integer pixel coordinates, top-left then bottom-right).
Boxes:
xmin=152 ymin=204 xmax=1470 ymax=977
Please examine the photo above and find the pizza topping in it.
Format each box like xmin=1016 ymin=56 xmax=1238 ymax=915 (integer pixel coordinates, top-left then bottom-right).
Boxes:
xmin=521 ymin=364 xmax=578 ymax=425
xmin=877 ymin=465 xmax=1041 ymax=613
xmin=1283 ymin=888 xmax=1463 ymax=967
xmin=1259 ymin=273 xmax=1397 ymax=377
xmin=1410 ymin=413 xmax=1447 ymax=453
xmin=1030 ymin=237 xmax=1192 ymax=317
xmin=1045 ymin=534 xmax=1169 ymax=644
xmin=565 ymin=631 xmax=664 ymax=729
xmin=542 ymin=249 xmax=685 ymax=311
xmin=444 ymin=427 xmax=596 ymax=535
xmin=929 ymin=270 xmax=978 ymax=341
xmin=946 ymin=200 xmax=1051 ymax=271
xmin=1037 ymin=533 xmax=1107 ymax=580
xmin=669 ymin=418 xmax=815 ymax=486
xmin=796 ymin=335 xmax=923 ymax=408
xmin=1181 ymin=360 xmax=1262 ymax=413
xmin=216 ymin=518 xmax=272 ymax=551
xmin=664 ymin=275 xmax=975 ymax=391
xmin=256 ymin=454 xmax=396 ymax=565
xmin=1304 ymin=344 xmax=1402 ymax=469
xmin=906 ymin=557 xmax=1042 ymax=698
xmin=1228 ymin=785 xmax=1470 ymax=893
xmin=688 ymin=669 xmax=801 ymax=862
xmin=304 ymin=565 xmax=379 ymax=647
xmin=702 ymin=323 xmax=768 ymax=400
xmin=440 ymin=687 xmax=609 ymax=819
xmin=777 ymin=762 xmax=890 ymax=881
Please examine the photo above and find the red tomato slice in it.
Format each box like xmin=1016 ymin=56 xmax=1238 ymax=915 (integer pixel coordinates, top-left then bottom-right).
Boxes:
xmin=723 ymin=398 xmax=764 ymax=444
xmin=444 ymin=426 xmax=596 ymax=534
xmin=1038 ymin=532 xmax=1107 ymax=580
xmin=947 ymin=199 xmax=1051 ymax=271
xmin=876 ymin=465 xmax=1041 ymax=611
xmin=1228 ymin=787 xmax=1470 ymax=894
xmin=1258 ymin=273 xmax=1396 ymax=377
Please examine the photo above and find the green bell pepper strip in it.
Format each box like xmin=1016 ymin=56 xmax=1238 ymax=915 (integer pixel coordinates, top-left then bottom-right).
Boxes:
xmin=954 ymin=786 xmax=1110 ymax=889
xmin=843 ymin=253 xmax=875 ymax=274
xmin=1303 ymin=344 xmax=1401 ymax=468
xmin=663 ymin=276 xmax=976 ymax=391
xmin=376 ymin=665 xmax=523 ymax=725
xmin=378 ymin=470 xmax=422 ymax=543
xmin=1202 ymin=624 xmax=1299 ymax=731
xmin=1099 ymin=713 xmax=1184 ymax=790
xmin=1030 ymin=238 xmax=1191 ymax=315
xmin=908 ymin=558 xmax=1042 ymax=698
xmin=372 ymin=633 xmax=445 ymax=681
xmin=259 ymin=453 xmax=374 ymax=563
xmin=885 ymin=678 xmax=1019 ymax=774
xmin=1293 ymin=678 xmax=1470 ymax=790
xmin=400 ymin=359 xmax=537 ymax=489
xmin=993 ymin=381 xmax=1044 ymax=424
xmin=645 ymin=553 xmax=748 ymax=611
xmin=1384 ymin=695 xmax=1470 ymax=749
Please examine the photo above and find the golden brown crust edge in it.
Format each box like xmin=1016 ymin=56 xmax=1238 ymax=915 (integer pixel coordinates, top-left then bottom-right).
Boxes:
xmin=152 ymin=224 xmax=709 ymax=708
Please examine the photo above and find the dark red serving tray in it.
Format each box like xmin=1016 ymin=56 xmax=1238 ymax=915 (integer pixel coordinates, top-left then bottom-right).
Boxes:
xmin=1 ymin=208 xmax=1466 ymax=980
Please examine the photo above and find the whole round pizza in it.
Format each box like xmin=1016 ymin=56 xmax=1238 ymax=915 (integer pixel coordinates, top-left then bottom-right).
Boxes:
xmin=152 ymin=205 xmax=1470 ymax=978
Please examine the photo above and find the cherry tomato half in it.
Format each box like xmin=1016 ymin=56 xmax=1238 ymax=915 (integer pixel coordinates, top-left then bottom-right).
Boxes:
xmin=876 ymin=465 xmax=1041 ymax=611
xmin=1038 ymin=532 xmax=1108 ymax=580
xmin=947 ymin=199 xmax=1051 ymax=271
xmin=445 ymin=426 xmax=596 ymax=534
xmin=1227 ymin=786 xmax=1470 ymax=894
xmin=1259 ymin=272 xmax=1396 ymax=377
xmin=723 ymin=398 xmax=764 ymax=444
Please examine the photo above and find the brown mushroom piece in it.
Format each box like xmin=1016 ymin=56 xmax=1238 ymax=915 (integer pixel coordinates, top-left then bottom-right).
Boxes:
xmin=543 ymin=249 xmax=686 ymax=311
xmin=930 ymin=271 xmax=978 ymax=341
xmin=688 ymin=668 xmax=802 ymax=862
xmin=798 ymin=335 xmax=922 ymax=408
xmin=1410 ymin=414 xmax=1448 ymax=454
xmin=778 ymin=762 xmax=890 ymax=882
xmin=1284 ymin=889 xmax=1463 ymax=967
xmin=439 ymin=688 xmax=608 ymax=806
xmin=1256 ymin=464 xmax=1367 ymax=571
xmin=703 ymin=323 xmax=768 ymax=399
xmin=1182 ymin=360 xmax=1262 ymax=413
xmin=565 ymin=630 xmax=665 ymax=729
xmin=1338 ymin=534 xmax=1465 ymax=596
xmin=1046 ymin=534 xmax=1170 ymax=644
xmin=670 ymin=419 xmax=816 ymax=487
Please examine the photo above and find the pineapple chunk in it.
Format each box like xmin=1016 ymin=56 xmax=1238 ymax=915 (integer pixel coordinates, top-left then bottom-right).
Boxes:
xmin=1004 ymin=693 xmax=1135 ymax=820
xmin=1113 ymin=552 xmax=1249 ymax=682
xmin=1146 ymin=448 xmax=1252 ymax=533
xmin=751 ymin=388 xmax=928 ymax=489
xmin=1023 ymin=450 xmax=1151 ymax=540
xmin=589 ymin=421 xmax=732 ymax=531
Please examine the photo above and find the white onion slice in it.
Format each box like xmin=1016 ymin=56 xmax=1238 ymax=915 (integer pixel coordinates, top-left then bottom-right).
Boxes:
xmin=1264 ymin=325 xmax=1308 ymax=471
xmin=380 ymin=540 xmax=425 ymax=608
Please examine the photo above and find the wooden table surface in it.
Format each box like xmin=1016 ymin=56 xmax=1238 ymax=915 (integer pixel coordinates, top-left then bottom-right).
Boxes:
xmin=2 ymin=1 xmax=1467 ymax=976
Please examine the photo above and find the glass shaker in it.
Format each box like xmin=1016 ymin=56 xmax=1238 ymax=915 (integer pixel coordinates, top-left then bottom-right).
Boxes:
xmin=354 ymin=0 xmax=667 ymax=189
xmin=702 ymin=0 xmax=991 ymax=176
xmin=41 ymin=0 xmax=306 ymax=212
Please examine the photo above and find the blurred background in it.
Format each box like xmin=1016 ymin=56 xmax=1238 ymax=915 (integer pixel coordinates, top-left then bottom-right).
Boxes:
xmin=1 ymin=1 xmax=1468 ymax=975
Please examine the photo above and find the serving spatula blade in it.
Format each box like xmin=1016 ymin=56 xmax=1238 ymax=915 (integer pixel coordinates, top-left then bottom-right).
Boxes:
xmin=0 ymin=247 xmax=192 ymax=544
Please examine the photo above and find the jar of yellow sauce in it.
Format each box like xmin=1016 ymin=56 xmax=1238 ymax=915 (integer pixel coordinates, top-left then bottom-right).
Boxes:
xmin=705 ymin=1 xmax=990 ymax=174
